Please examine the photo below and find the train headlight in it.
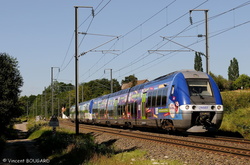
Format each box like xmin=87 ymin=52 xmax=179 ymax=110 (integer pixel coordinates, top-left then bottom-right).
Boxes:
xmin=192 ymin=105 xmax=196 ymax=110
xmin=211 ymin=105 xmax=215 ymax=110
xmin=185 ymin=105 xmax=189 ymax=110
xmin=217 ymin=105 xmax=222 ymax=110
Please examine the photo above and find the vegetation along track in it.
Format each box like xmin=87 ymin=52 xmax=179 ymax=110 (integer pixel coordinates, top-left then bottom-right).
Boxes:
xmin=59 ymin=120 xmax=250 ymax=160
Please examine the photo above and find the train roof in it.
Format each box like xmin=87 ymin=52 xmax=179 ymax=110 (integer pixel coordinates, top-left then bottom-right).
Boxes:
xmin=180 ymin=70 xmax=209 ymax=79
xmin=83 ymin=70 xmax=208 ymax=103
xmin=151 ymin=70 xmax=208 ymax=82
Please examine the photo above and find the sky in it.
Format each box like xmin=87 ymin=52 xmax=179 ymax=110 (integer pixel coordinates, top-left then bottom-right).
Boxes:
xmin=1 ymin=0 xmax=250 ymax=96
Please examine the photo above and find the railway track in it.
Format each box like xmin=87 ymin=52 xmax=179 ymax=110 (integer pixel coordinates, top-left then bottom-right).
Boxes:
xmin=189 ymin=135 xmax=250 ymax=145
xmin=60 ymin=120 xmax=250 ymax=160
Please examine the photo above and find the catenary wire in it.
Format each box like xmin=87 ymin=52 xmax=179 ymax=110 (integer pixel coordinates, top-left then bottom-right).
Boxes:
xmin=113 ymin=0 xmax=250 ymax=77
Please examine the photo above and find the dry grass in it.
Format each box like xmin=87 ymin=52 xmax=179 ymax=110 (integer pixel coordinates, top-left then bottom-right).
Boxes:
xmin=87 ymin=150 xmax=182 ymax=165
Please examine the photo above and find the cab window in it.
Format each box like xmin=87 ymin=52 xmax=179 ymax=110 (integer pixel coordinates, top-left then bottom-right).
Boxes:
xmin=187 ymin=79 xmax=212 ymax=96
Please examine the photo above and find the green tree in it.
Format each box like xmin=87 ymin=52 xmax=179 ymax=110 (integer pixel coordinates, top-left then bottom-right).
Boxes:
xmin=209 ymin=72 xmax=230 ymax=91
xmin=18 ymin=95 xmax=37 ymax=118
xmin=83 ymin=78 xmax=121 ymax=100
xmin=53 ymin=81 xmax=74 ymax=94
xmin=194 ymin=52 xmax=203 ymax=72
xmin=0 ymin=53 xmax=23 ymax=131
xmin=121 ymin=75 xmax=138 ymax=87
xmin=228 ymin=57 xmax=239 ymax=81
xmin=232 ymin=74 xmax=250 ymax=90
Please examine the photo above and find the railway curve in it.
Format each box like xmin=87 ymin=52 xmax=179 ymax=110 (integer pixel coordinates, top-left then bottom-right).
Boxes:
xmin=60 ymin=119 xmax=250 ymax=164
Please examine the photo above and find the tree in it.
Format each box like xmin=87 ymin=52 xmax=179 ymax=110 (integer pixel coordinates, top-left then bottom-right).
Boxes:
xmin=83 ymin=78 xmax=121 ymax=100
xmin=0 ymin=53 xmax=23 ymax=131
xmin=232 ymin=74 xmax=250 ymax=90
xmin=121 ymin=75 xmax=138 ymax=87
xmin=209 ymin=72 xmax=230 ymax=91
xmin=228 ymin=57 xmax=239 ymax=81
xmin=194 ymin=52 xmax=203 ymax=72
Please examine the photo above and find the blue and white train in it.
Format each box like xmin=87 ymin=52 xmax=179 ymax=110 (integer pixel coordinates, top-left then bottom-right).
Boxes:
xmin=70 ymin=70 xmax=223 ymax=132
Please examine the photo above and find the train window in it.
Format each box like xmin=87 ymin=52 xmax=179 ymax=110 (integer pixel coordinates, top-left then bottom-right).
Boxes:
xmin=127 ymin=103 xmax=137 ymax=118
xmin=100 ymin=109 xmax=105 ymax=118
xmin=162 ymin=88 xmax=168 ymax=106
xmin=117 ymin=105 xmax=122 ymax=118
xmin=146 ymin=91 xmax=152 ymax=107
xmin=152 ymin=90 xmax=157 ymax=107
xmin=156 ymin=89 xmax=162 ymax=107
xmin=92 ymin=102 xmax=98 ymax=118
xmin=187 ymin=79 xmax=212 ymax=96
xmin=108 ymin=101 xmax=114 ymax=118
xmin=171 ymin=85 xmax=175 ymax=95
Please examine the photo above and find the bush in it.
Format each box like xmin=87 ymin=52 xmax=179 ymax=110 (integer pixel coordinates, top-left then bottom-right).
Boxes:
xmin=220 ymin=107 xmax=250 ymax=139
xmin=221 ymin=91 xmax=250 ymax=113
xmin=0 ymin=136 xmax=6 ymax=153
xmin=29 ymin=126 xmax=115 ymax=165
xmin=26 ymin=120 xmax=48 ymax=136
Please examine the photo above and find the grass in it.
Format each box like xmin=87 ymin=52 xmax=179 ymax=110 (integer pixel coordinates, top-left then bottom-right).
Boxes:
xmin=219 ymin=90 xmax=250 ymax=139
xmin=219 ymin=107 xmax=250 ymax=139
xmin=87 ymin=150 xmax=182 ymax=165
xmin=27 ymin=124 xmax=115 ymax=165
xmin=27 ymin=122 xmax=183 ymax=165
xmin=25 ymin=90 xmax=250 ymax=163
xmin=221 ymin=90 xmax=250 ymax=113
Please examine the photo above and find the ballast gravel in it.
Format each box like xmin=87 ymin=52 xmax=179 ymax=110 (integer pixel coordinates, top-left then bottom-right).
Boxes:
xmin=92 ymin=131 xmax=249 ymax=165
xmin=60 ymin=121 xmax=249 ymax=165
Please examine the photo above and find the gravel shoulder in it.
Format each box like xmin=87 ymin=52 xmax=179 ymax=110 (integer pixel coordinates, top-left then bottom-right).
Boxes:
xmin=92 ymin=132 xmax=249 ymax=165
xmin=67 ymin=122 xmax=250 ymax=165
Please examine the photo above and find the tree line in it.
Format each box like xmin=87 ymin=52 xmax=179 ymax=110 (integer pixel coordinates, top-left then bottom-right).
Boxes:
xmin=18 ymin=74 xmax=136 ymax=119
xmin=194 ymin=53 xmax=250 ymax=90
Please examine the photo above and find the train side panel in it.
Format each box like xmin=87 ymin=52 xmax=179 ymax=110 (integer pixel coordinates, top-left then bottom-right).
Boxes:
xmin=70 ymin=70 xmax=223 ymax=133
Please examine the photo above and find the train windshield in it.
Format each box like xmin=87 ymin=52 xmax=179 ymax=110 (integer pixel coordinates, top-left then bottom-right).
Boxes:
xmin=187 ymin=79 xmax=212 ymax=97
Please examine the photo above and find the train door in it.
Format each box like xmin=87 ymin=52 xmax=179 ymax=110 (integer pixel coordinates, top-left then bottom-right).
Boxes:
xmin=133 ymin=102 xmax=138 ymax=124
xmin=141 ymin=92 xmax=147 ymax=119
xmin=128 ymin=102 xmax=138 ymax=118
xmin=114 ymin=98 xmax=118 ymax=119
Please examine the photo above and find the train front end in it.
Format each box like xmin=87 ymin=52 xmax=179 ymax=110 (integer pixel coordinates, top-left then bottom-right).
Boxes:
xmin=171 ymin=70 xmax=223 ymax=133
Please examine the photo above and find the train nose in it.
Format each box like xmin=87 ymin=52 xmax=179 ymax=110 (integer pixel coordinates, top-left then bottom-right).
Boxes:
xmin=196 ymin=112 xmax=213 ymax=127
xmin=192 ymin=111 xmax=215 ymax=127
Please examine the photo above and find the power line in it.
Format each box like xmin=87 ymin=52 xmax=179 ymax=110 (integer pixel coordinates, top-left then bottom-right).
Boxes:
xmin=80 ymin=0 xmax=178 ymax=82
xmin=119 ymin=19 xmax=250 ymax=79
xmin=64 ymin=1 xmax=249 ymax=84
xmin=84 ymin=0 xmax=210 ymax=82
xmin=59 ymin=32 xmax=74 ymax=72
xmin=57 ymin=0 xmax=112 ymax=78
xmin=112 ymin=1 xmax=208 ymax=75
xmin=114 ymin=1 xmax=250 ymax=78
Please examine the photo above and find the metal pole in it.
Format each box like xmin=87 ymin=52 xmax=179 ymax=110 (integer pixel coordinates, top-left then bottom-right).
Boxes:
xmin=51 ymin=67 xmax=53 ymax=116
xmin=44 ymin=87 xmax=47 ymax=119
xmin=74 ymin=6 xmax=94 ymax=135
xmin=205 ymin=10 xmax=209 ymax=74
xmin=51 ymin=67 xmax=60 ymax=116
xmin=75 ymin=6 xmax=79 ymax=134
xmin=36 ymin=98 xmax=37 ymax=118
xmin=110 ymin=69 xmax=113 ymax=93
xmin=189 ymin=9 xmax=209 ymax=74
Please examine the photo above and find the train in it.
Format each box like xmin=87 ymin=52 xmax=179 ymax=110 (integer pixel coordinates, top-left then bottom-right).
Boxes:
xmin=69 ymin=70 xmax=223 ymax=133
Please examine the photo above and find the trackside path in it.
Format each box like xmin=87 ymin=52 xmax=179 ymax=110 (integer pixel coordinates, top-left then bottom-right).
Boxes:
xmin=0 ymin=122 xmax=49 ymax=165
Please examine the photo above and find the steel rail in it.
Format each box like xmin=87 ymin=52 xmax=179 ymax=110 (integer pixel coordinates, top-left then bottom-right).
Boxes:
xmin=60 ymin=120 xmax=250 ymax=160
